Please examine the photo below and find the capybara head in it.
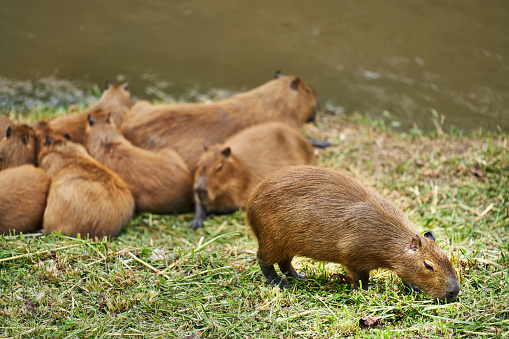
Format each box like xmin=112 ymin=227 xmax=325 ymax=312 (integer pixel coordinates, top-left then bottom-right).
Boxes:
xmin=0 ymin=124 xmax=36 ymax=170
xmin=394 ymin=231 xmax=460 ymax=302
xmin=32 ymin=121 xmax=71 ymax=160
xmin=99 ymin=81 xmax=132 ymax=108
xmin=194 ymin=145 xmax=242 ymax=206
xmin=253 ymin=71 xmax=319 ymax=126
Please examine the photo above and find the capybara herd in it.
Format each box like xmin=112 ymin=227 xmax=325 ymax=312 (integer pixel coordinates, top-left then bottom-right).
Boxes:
xmin=0 ymin=72 xmax=459 ymax=301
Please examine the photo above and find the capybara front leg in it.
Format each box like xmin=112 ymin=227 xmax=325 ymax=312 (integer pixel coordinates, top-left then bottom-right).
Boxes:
xmin=257 ymin=252 xmax=288 ymax=288
xmin=189 ymin=202 xmax=207 ymax=230
xmin=350 ymin=269 xmax=370 ymax=291
xmin=278 ymin=257 xmax=305 ymax=280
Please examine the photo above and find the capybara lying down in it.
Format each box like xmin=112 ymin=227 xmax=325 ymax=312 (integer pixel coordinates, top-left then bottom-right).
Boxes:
xmin=84 ymin=109 xmax=193 ymax=214
xmin=246 ymin=166 xmax=460 ymax=302
xmin=38 ymin=135 xmax=134 ymax=238
xmin=120 ymin=72 xmax=320 ymax=173
xmin=48 ymin=81 xmax=133 ymax=144
xmin=190 ymin=122 xmax=317 ymax=229
xmin=0 ymin=114 xmax=11 ymax=135
xmin=0 ymin=124 xmax=36 ymax=171
xmin=0 ymin=165 xmax=51 ymax=235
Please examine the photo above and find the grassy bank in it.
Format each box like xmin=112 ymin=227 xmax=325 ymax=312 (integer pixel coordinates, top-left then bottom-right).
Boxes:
xmin=1 ymin=106 xmax=508 ymax=338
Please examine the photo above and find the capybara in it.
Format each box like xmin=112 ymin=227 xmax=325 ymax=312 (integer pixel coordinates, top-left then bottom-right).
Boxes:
xmin=48 ymin=81 xmax=133 ymax=144
xmin=38 ymin=135 xmax=135 ymax=238
xmin=0 ymin=124 xmax=36 ymax=170
xmin=246 ymin=166 xmax=460 ymax=302
xmin=84 ymin=109 xmax=193 ymax=214
xmin=190 ymin=122 xmax=317 ymax=229
xmin=0 ymin=114 xmax=11 ymax=135
xmin=120 ymin=72 xmax=319 ymax=173
xmin=0 ymin=165 xmax=51 ymax=235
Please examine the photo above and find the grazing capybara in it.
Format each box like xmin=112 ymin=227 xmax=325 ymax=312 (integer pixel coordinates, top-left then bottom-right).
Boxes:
xmin=84 ymin=109 xmax=193 ymax=214
xmin=0 ymin=124 xmax=36 ymax=170
xmin=48 ymin=81 xmax=133 ymax=144
xmin=0 ymin=114 xmax=11 ymax=135
xmin=0 ymin=165 xmax=51 ymax=235
xmin=246 ymin=166 xmax=460 ymax=302
xmin=190 ymin=122 xmax=317 ymax=229
xmin=120 ymin=72 xmax=319 ymax=173
xmin=38 ymin=135 xmax=135 ymax=238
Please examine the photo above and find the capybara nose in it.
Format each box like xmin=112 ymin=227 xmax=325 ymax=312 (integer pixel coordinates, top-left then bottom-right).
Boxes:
xmin=446 ymin=286 xmax=460 ymax=302
xmin=194 ymin=187 xmax=208 ymax=202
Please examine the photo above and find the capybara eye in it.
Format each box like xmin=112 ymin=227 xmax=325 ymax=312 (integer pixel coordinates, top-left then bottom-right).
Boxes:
xmin=216 ymin=165 xmax=223 ymax=172
xmin=6 ymin=126 xmax=12 ymax=138
xmin=424 ymin=261 xmax=434 ymax=271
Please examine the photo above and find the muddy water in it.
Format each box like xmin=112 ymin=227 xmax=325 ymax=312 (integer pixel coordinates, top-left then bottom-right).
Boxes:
xmin=0 ymin=1 xmax=508 ymax=131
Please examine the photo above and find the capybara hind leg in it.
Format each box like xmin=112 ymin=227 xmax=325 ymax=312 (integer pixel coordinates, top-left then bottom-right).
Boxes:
xmin=257 ymin=252 xmax=288 ymax=288
xmin=350 ymin=269 xmax=370 ymax=291
xmin=278 ymin=257 xmax=305 ymax=280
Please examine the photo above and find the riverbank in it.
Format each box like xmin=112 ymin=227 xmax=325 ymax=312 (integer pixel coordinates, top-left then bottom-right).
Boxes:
xmin=1 ymin=106 xmax=508 ymax=338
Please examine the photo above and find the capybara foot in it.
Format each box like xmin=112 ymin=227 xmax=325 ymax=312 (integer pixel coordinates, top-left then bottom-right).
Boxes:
xmin=188 ymin=218 xmax=204 ymax=230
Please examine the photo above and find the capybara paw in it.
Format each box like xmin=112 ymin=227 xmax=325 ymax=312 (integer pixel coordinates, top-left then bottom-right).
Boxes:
xmin=294 ymin=272 xmax=305 ymax=280
xmin=188 ymin=219 xmax=204 ymax=230
xmin=269 ymin=277 xmax=289 ymax=289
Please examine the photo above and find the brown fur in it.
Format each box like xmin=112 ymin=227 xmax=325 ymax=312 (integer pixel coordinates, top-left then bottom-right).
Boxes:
xmin=190 ymin=122 xmax=317 ymax=229
xmin=0 ymin=124 xmax=36 ymax=170
xmin=48 ymin=82 xmax=133 ymax=144
xmin=84 ymin=109 xmax=193 ymax=214
xmin=120 ymin=74 xmax=319 ymax=173
xmin=0 ymin=114 xmax=11 ymax=135
xmin=0 ymin=165 xmax=51 ymax=235
xmin=38 ymin=136 xmax=134 ymax=238
xmin=246 ymin=166 xmax=460 ymax=301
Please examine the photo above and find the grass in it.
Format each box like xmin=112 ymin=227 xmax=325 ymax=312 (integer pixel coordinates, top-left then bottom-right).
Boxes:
xmin=1 ymin=105 xmax=508 ymax=338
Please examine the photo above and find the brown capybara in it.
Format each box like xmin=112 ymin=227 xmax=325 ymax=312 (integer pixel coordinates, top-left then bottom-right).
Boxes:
xmin=48 ymin=81 xmax=133 ymax=144
xmin=0 ymin=124 xmax=36 ymax=170
xmin=84 ymin=109 xmax=194 ymax=214
xmin=0 ymin=165 xmax=51 ymax=235
xmin=0 ymin=114 xmax=11 ymax=135
xmin=38 ymin=135 xmax=135 ymax=238
xmin=120 ymin=72 xmax=319 ymax=173
xmin=190 ymin=122 xmax=317 ymax=229
xmin=246 ymin=166 xmax=460 ymax=302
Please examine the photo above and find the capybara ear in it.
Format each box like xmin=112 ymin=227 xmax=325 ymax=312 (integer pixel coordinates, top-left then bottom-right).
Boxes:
xmin=424 ymin=230 xmax=435 ymax=242
xmin=63 ymin=133 xmax=71 ymax=141
xmin=21 ymin=133 xmax=29 ymax=146
xmin=410 ymin=235 xmax=422 ymax=251
xmin=105 ymin=112 xmax=112 ymax=124
xmin=6 ymin=126 xmax=12 ymax=138
xmin=44 ymin=135 xmax=53 ymax=146
xmin=104 ymin=80 xmax=110 ymax=90
xmin=87 ymin=114 xmax=95 ymax=126
xmin=221 ymin=147 xmax=231 ymax=158
xmin=275 ymin=70 xmax=283 ymax=79
xmin=290 ymin=77 xmax=301 ymax=90
xmin=123 ymin=82 xmax=129 ymax=91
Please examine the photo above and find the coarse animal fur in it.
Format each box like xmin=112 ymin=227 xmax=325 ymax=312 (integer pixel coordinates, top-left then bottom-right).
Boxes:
xmin=38 ymin=135 xmax=134 ymax=238
xmin=0 ymin=124 xmax=36 ymax=170
xmin=48 ymin=81 xmax=133 ymax=144
xmin=190 ymin=122 xmax=317 ymax=229
xmin=120 ymin=73 xmax=319 ymax=173
xmin=84 ymin=109 xmax=193 ymax=214
xmin=0 ymin=114 xmax=11 ymax=135
xmin=246 ymin=166 xmax=460 ymax=302
xmin=0 ymin=165 xmax=51 ymax=235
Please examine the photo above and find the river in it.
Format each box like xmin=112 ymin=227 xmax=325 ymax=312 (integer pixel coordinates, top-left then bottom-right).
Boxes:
xmin=0 ymin=0 xmax=508 ymax=131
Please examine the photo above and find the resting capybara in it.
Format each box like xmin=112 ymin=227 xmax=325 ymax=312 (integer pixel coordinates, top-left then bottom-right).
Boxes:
xmin=246 ymin=166 xmax=460 ymax=302
xmin=48 ymin=81 xmax=133 ymax=144
xmin=120 ymin=72 xmax=319 ymax=173
xmin=0 ymin=124 xmax=36 ymax=170
xmin=190 ymin=122 xmax=317 ymax=229
xmin=84 ymin=109 xmax=193 ymax=214
xmin=0 ymin=114 xmax=11 ymax=135
xmin=38 ymin=135 xmax=135 ymax=238
xmin=0 ymin=165 xmax=51 ymax=235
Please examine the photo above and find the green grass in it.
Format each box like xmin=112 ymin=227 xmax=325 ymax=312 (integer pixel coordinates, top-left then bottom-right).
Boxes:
xmin=1 ymin=106 xmax=508 ymax=338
